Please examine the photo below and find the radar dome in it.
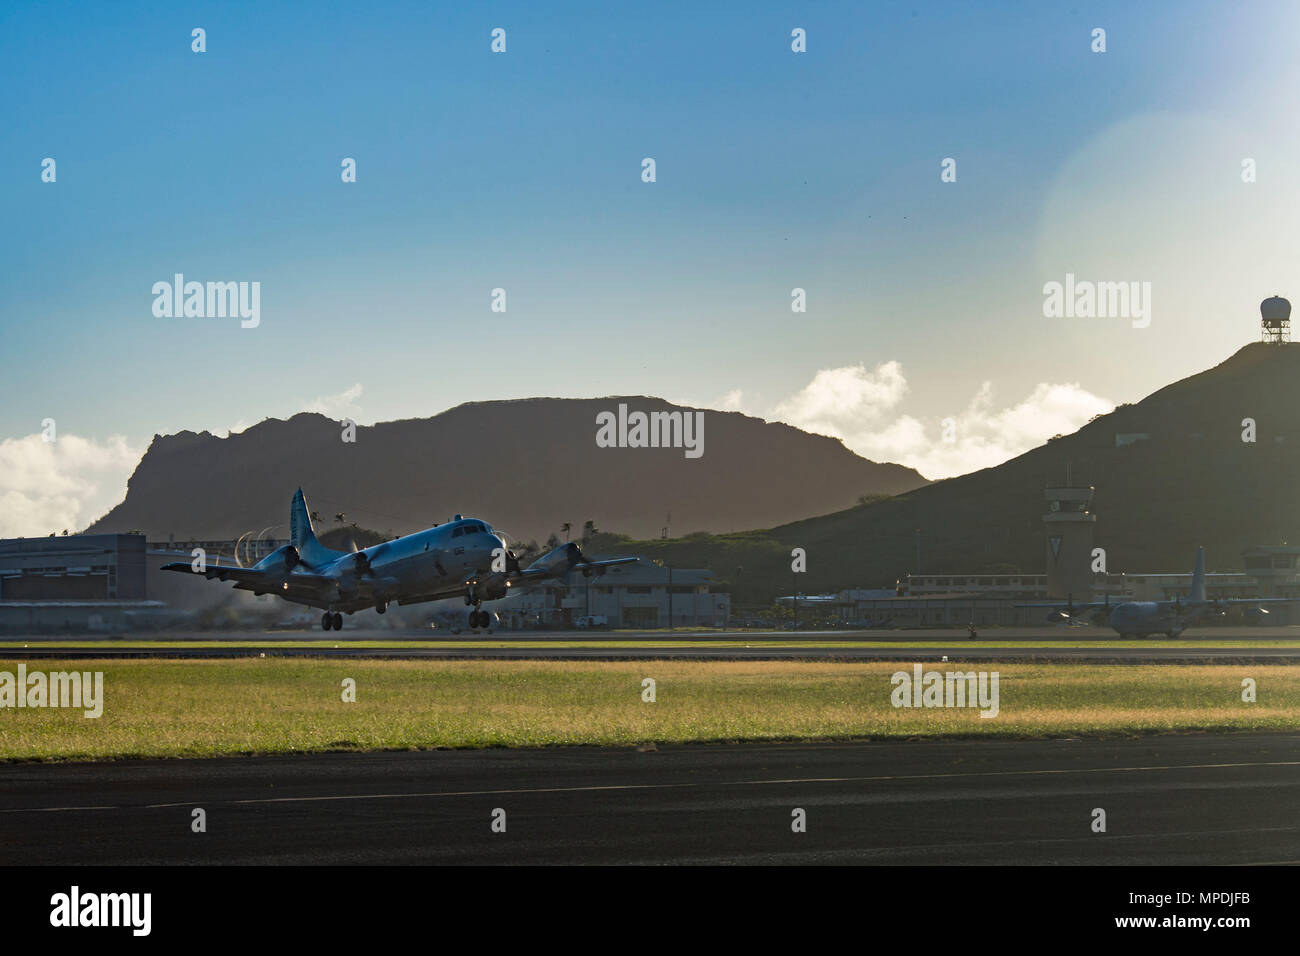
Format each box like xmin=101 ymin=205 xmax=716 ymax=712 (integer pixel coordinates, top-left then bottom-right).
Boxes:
xmin=1261 ymin=295 xmax=1291 ymax=324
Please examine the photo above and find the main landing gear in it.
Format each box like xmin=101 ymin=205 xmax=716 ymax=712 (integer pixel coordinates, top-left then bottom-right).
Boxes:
xmin=463 ymin=585 xmax=491 ymax=630
xmin=320 ymin=612 xmax=343 ymax=631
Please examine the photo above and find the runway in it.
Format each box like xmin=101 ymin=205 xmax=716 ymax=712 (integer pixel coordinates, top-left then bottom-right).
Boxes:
xmin=2 ymin=732 xmax=1298 ymax=865
xmin=3 ymin=626 xmax=1300 ymax=663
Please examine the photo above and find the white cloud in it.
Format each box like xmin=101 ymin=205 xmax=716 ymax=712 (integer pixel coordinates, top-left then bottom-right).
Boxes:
xmin=1 ymin=385 xmax=370 ymax=537
xmin=203 ymin=383 xmax=366 ymax=438
xmin=0 ymin=433 xmax=143 ymax=537
xmin=756 ymin=362 xmax=1112 ymax=480
xmin=303 ymin=382 xmax=363 ymax=417
xmin=718 ymin=389 xmax=748 ymax=412
xmin=771 ymin=362 xmax=908 ymax=438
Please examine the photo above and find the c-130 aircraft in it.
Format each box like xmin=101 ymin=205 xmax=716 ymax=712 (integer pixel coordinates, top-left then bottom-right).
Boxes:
xmin=162 ymin=489 xmax=637 ymax=630
xmin=1019 ymin=547 xmax=1296 ymax=638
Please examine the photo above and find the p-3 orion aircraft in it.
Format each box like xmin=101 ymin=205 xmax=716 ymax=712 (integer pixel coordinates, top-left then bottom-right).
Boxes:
xmin=162 ymin=489 xmax=637 ymax=631
xmin=1019 ymin=547 xmax=1296 ymax=638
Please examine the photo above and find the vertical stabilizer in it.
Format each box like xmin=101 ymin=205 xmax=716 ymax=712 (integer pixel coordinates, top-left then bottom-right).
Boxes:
xmin=290 ymin=489 xmax=337 ymax=567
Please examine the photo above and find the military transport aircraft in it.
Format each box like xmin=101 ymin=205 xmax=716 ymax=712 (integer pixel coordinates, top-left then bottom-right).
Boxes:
xmin=162 ymin=489 xmax=637 ymax=630
xmin=1019 ymin=547 xmax=1296 ymax=638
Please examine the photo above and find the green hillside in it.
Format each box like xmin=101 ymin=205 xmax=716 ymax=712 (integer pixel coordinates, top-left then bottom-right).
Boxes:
xmin=595 ymin=343 xmax=1300 ymax=605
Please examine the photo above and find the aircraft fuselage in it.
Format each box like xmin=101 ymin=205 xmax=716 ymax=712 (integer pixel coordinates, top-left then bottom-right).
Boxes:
xmin=1107 ymin=601 xmax=1202 ymax=638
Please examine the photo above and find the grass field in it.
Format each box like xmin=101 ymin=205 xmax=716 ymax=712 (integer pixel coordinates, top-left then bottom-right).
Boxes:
xmin=1 ymin=658 xmax=1298 ymax=762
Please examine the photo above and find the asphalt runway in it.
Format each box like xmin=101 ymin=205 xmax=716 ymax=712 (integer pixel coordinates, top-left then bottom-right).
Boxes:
xmin=2 ymin=733 xmax=1297 ymax=865
xmin=4 ymin=626 xmax=1300 ymax=663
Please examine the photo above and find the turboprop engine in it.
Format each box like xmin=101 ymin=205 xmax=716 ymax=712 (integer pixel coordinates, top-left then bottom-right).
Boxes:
xmin=475 ymin=571 xmax=512 ymax=602
xmin=252 ymin=544 xmax=300 ymax=581
xmin=244 ymin=544 xmax=300 ymax=593
xmin=526 ymin=543 xmax=569 ymax=576
xmin=527 ymin=541 xmax=602 ymax=580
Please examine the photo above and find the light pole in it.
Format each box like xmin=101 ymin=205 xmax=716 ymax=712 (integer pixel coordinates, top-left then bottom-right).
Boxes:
xmin=667 ymin=564 xmax=673 ymax=629
xmin=792 ymin=570 xmax=798 ymax=630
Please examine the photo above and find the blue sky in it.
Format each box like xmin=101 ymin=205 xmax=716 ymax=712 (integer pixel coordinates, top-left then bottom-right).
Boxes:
xmin=3 ymin=1 xmax=1300 ymax=532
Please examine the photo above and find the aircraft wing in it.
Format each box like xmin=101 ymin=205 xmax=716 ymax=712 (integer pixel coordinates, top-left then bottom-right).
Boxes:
xmin=1194 ymin=597 xmax=1300 ymax=606
xmin=1014 ymin=600 xmax=1123 ymax=610
xmin=160 ymin=560 xmax=394 ymax=612
xmin=513 ymin=555 xmax=639 ymax=583
xmin=1017 ymin=597 xmax=1300 ymax=611
xmin=161 ymin=561 xmax=335 ymax=590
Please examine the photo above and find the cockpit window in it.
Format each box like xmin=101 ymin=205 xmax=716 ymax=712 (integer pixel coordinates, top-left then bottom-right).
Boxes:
xmin=453 ymin=523 xmax=488 ymax=537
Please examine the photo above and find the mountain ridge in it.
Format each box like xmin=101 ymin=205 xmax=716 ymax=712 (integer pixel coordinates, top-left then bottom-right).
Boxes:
xmin=87 ymin=396 xmax=929 ymax=542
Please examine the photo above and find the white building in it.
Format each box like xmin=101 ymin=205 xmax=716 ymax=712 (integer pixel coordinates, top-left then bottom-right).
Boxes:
xmin=502 ymin=561 xmax=729 ymax=628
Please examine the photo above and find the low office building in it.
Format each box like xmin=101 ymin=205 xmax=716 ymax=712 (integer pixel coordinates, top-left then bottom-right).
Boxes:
xmin=503 ymin=561 xmax=729 ymax=628
xmin=0 ymin=533 xmax=163 ymax=632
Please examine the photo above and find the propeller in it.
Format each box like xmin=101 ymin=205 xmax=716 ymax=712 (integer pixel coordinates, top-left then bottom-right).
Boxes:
xmin=350 ymin=542 xmax=388 ymax=578
xmin=1047 ymin=592 xmax=1076 ymax=623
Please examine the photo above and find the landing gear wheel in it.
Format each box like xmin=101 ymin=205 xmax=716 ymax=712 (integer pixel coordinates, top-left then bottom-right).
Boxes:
xmin=333 ymin=613 xmax=343 ymax=630
xmin=321 ymin=613 xmax=332 ymax=631
xmin=376 ymin=601 xmax=387 ymax=614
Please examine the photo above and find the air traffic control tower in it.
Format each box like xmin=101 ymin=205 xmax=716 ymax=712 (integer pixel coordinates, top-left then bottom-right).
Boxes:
xmin=1043 ymin=478 xmax=1096 ymax=601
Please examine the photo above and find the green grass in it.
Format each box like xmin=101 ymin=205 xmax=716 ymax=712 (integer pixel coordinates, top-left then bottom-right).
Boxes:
xmin=1 ymin=658 xmax=1298 ymax=762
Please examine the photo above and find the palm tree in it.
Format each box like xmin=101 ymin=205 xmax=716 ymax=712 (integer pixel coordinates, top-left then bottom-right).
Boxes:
xmin=334 ymin=513 xmax=346 ymax=525
xmin=561 ymin=522 xmax=571 ymax=542
xmin=310 ymin=510 xmax=321 ymax=523
xmin=581 ymin=520 xmax=597 ymax=547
